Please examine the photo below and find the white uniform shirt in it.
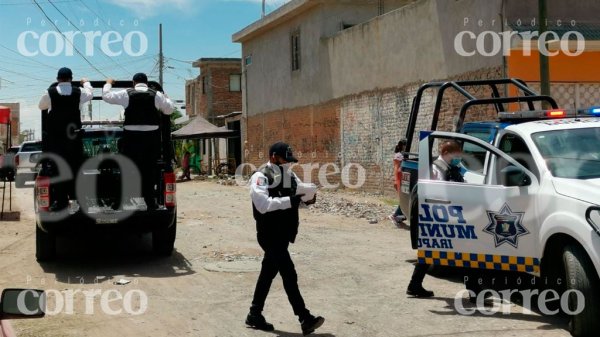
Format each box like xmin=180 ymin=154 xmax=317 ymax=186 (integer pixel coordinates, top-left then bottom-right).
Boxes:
xmin=432 ymin=156 xmax=447 ymax=181
xmin=38 ymin=82 xmax=94 ymax=111
xmin=102 ymin=83 xmax=174 ymax=131
xmin=250 ymin=162 xmax=303 ymax=215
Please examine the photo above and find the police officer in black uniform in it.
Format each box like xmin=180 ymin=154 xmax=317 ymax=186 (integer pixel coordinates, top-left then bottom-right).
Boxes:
xmin=38 ymin=67 xmax=93 ymax=209
xmin=102 ymin=73 xmax=173 ymax=208
xmin=246 ymin=142 xmax=324 ymax=336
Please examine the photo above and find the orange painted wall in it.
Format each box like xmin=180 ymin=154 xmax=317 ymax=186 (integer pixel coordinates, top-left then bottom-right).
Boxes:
xmin=508 ymin=50 xmax=600 ymax=83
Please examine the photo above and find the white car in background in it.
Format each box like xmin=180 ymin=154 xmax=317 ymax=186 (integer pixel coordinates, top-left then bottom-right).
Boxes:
xmin=15 ymin=141 xmax=42 ymax=188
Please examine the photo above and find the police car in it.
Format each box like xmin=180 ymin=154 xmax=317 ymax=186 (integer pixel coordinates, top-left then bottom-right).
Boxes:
xmin=413 ymin=108 xmax=600 ymax=336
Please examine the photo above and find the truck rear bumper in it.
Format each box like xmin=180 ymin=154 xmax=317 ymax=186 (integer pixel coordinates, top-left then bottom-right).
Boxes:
xmin=36 ymin=208 xmax=176 ymax=235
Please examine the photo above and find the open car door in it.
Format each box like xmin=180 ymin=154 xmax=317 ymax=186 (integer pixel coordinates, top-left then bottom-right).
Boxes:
xmin=414 ymin=131 xmax=542 ymax=276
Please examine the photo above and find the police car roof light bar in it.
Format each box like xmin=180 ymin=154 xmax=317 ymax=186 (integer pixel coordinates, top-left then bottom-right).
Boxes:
xmin=496 ymin=109 xmax=598 ymax=121
xmin=582 ymin=106 xmax=600 ymax=116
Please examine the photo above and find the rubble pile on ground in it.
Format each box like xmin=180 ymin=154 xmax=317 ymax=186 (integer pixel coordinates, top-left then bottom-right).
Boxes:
xmin=307 ymin=191 xmax=392 ymax=224
xmin=216 ymin=177 xmax=237 ymax=186
xmin=205 ymin=177 xmax=395 ymax=223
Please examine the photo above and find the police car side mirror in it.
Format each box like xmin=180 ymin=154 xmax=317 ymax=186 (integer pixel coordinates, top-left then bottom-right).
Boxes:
xmin=501 ymin=165 xmax=531 ymax=187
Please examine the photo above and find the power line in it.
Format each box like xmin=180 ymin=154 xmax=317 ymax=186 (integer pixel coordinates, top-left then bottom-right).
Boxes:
xmin=0 ymin=43 xmax=58 ymax=69
xmin=165 ymin=57 xmax=194 ymax=64
xmin=32 ymin=0 xmax=108 ymax=77
xmin=78 ymin=0 xmax=108 ymax=27
xmin=47 ymin=0 xmax=133 ymax=77
xmin=0 ymin=0 xmax=77 ymax=5
xmin=78 ymin=0 xmax=145 ymax=77
xmin=0 ymin=66 xmax=47 ymax=81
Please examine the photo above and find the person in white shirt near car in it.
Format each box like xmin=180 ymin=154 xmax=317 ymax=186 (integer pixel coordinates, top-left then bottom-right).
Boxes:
xmin=102 ymin=73 xmax=174 ymax=208
xmin=407 ymin=139 xmax=464 ymax=298
xmin=38 ymin=67 xmax=93 ymax=210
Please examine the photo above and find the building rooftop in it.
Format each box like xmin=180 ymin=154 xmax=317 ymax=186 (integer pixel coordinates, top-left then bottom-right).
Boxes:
xmin=192 ymin=58 xmax=242 ymax=68
xmin=232 ymin=0 xmax=317 ymax=43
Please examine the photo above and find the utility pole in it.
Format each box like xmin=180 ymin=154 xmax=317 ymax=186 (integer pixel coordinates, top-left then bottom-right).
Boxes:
xmin=262 ymin=0 xmax=265 ymax=18
xmin=539 ymin=0 xmax=551 ymax=107
xmin=159 ymin=23 xmax=164 ymax=88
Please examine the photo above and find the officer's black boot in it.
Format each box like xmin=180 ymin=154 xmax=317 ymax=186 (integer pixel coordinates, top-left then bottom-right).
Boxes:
xmin=406 ymin=283 xmax=434 ymax=297
xmin=245 ymin=312 xmax=274 ymax=331
xmin=300 ymin=314 xmax=325 ymax=336
xmin=406 ymin=263 xmax=434 ymax=297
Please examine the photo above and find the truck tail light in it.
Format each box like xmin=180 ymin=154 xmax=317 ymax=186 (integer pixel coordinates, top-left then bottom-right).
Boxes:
xmin=36 ymin=176 xmax=50 ymax=212
xmin=164 ymin=172 xmax=176 ymax=207
xmin=14 ymin=155 xmax=19 ymax=167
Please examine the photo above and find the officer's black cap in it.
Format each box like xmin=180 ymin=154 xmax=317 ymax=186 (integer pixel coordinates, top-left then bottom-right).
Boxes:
xmin=132 ymin=72 xmax=148 ymax=83
xmin=269 ymin=142 xmax=298 ymax=163
xmin=57 ymin=67 xmax=72 ymax=80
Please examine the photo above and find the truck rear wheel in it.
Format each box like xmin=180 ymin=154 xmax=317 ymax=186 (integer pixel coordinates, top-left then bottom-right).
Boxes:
xmin=562 ymin=244 xmax=600 ymax=336
xmin=36 ymin=224 xmax=56 ymax=262
xmin=152 ymin=218 xmax=176 ymax=256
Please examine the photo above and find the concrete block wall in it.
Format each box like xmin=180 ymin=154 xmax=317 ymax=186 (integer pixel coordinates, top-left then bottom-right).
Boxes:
xmin=340 ymin=66 xmax=503 ymax=195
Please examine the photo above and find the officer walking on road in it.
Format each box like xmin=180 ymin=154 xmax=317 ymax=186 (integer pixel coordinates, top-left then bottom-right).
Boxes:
xmin=102 ymin=73 xmax=174 ymax=207
xmin=38 ymin=67 xmax=93 ymax=209
xmin=246 ymin=142 xmax=324 ymax=335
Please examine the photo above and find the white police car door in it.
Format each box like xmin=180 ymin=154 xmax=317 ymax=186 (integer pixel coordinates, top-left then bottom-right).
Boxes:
xmin=416 ymin=131 xmax=541 ymax=276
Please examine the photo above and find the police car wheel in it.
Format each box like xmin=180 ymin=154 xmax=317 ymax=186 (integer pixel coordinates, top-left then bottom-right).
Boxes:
xmin=35 ymin=224 xmax=56 ymax=262
xmin=562 ymin=244 xmax=600 ymax=336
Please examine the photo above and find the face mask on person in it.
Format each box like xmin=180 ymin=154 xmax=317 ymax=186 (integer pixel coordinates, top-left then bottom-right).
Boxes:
xmin=450 ymin=157 xmax=462 ymax=167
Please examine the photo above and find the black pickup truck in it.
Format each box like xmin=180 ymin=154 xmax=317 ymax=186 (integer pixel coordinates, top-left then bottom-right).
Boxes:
xmin=34 ymin=81 xmax=177 ymax=261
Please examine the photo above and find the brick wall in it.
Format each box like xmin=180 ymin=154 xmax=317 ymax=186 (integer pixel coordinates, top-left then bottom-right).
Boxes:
xmin=210 ymin=66 xmax=242 ymax=117
xmin=244 ymin=101 xmax=341 ymax=185
xmin=198 ymin=62 xmax=242 ymax=126
xmin=244 ymin=66 xmax=505 ymax=193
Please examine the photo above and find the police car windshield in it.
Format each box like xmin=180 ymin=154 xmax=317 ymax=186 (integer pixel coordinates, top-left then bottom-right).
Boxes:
xmin=532 ymin=127 xmax=600 ymax=179
xmin=82 ymin=130 xmax=123 ymax=157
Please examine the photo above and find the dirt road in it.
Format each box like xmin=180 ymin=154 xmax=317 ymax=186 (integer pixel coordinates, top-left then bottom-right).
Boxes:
xmin=0 ymin=181 xmax=570 ymax=337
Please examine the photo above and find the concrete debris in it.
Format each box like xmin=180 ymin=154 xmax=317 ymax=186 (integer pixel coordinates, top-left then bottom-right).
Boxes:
xmin=216 ymin=178 xmax=237 ymax=186
xmin=206 ymin=177 xmax=395 ymax=224
xmin=307 ymin=191 xmax=392 ymax=223
xmin=211 ymin=251 xmax=261 ymax=263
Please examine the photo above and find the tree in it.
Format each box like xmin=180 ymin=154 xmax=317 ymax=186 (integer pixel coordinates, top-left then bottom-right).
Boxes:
xmin=170 ymin=108 xmax=184 ymax=132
